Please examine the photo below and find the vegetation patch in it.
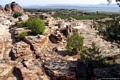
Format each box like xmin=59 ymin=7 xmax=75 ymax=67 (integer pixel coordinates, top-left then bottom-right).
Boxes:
xmin=66 ymin=32 xmax=84 ymax=55
xmin=18 ymin=17 xmax=46 ymax=35
xmin=81 ymin=42 xmax=110 ymax=68
xmin=17 ymin=32 xmax=27 ymax=39
xmin=13 ymin=12 xmax=23 ymax=18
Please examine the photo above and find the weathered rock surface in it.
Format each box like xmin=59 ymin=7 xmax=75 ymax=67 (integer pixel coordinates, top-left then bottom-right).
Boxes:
xmin=76 ymin=59 xmax=89 ymax=78
xmin=12 ymin=41 xmax=31 ymax=59
xmin=0 ymin=63 xmax=12 ymax=78
xmin=14 ymin=59 xmax=49 ymax=80
xmin=25 ymin=36 xmax=48 ymax=57
xmin=78 ymin=21 xmax=120 ymax=62
xmin=18 ymin=14 xmax=29 ymax=22
xmin=44 ymin=58 xmax=76 ymax=80
xmin=93 ymin=65 xmax=120 ymax=79
xmin=5 ymin=2 xmax=23 ymax=14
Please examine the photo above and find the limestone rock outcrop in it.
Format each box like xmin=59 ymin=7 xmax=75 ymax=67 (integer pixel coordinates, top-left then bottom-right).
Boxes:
xmin=5 ymin=2 xmax=23 ymax=14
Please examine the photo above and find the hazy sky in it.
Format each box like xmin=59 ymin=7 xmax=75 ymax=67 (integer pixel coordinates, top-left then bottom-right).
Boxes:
xmin=1 ymin=0 xmax=116 ymax=6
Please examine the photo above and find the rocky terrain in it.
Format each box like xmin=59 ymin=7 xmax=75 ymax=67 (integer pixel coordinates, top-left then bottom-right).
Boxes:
xmin=0 ymin=1 xmax=120 ymax=80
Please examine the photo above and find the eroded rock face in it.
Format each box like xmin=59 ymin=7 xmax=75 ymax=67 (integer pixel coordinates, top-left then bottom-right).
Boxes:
xmin=0 ymin=63 xmax=12 ymax=77
xmin=43 ymin=58 xmax=76 ymax=80
xmin=25 ymin=36 xmax=48 ymax=57
xmin=14 ymin=60 xmax=49 ymax=80
xmin=5 ymin=2 xmax=23 ymax=14
xmin=12 ymin=41 xmax=31 ymax=59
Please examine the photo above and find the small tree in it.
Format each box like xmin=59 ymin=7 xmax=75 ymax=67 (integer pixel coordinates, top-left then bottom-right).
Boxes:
xmin=13 ymin=12 xmax=22 ymax=18
xmin=26 ymin=17 xmax=46 ymax=35
xmin=66 ymin=32 xmax=84 ymax=55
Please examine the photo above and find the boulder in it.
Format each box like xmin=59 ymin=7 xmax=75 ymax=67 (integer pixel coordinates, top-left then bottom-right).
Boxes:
xmin=25 ymin=36 xmax=48 ymax=57
xmin=14 ymin=60 xmax=49 ymax=80
xmin=5 ymin=2 xmax=23 ymax=14
xmin=44 ymin=58 xmax=76 ymax=80
xmin=11 ymin=2 xmax=23 ymax=13
xmin=12 ymin=41 xmax=31 ymax=59
xmin=0 ymin=63 xmax=12 ymax=77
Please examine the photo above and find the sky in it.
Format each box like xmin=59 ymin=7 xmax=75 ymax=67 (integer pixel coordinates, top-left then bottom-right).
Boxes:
xmin=1 ymin=0 xmax=116 ymax=6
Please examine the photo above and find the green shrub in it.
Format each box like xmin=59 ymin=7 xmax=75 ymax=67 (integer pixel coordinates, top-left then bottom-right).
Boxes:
xmin=26 ymin=17 xmax=46 ymax=35
xmin=13 ymin=12 xmax=23 ymax=18
xmin=66 ymin=32 xmax=84 ymax=55
xmin=17 ymin=32 xmax=27 ymax=39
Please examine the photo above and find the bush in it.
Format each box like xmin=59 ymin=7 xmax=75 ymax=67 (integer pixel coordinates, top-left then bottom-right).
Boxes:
xmin=66 ymin=32 xmax=84 ymax=55
xmin=13 ymin=12 xmax=23 ymax=18
xmin=26 ymin=17 xmax=46 ymax=35
xmin=17 ymin=32 xmax=27 ymax=39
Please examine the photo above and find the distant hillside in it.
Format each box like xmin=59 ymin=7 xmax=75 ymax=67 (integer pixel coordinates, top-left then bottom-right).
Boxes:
xmin=23 ymin=3 xmax=119 ymax=9
xmin=90 ymin=3 xmax=118 ymax=7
